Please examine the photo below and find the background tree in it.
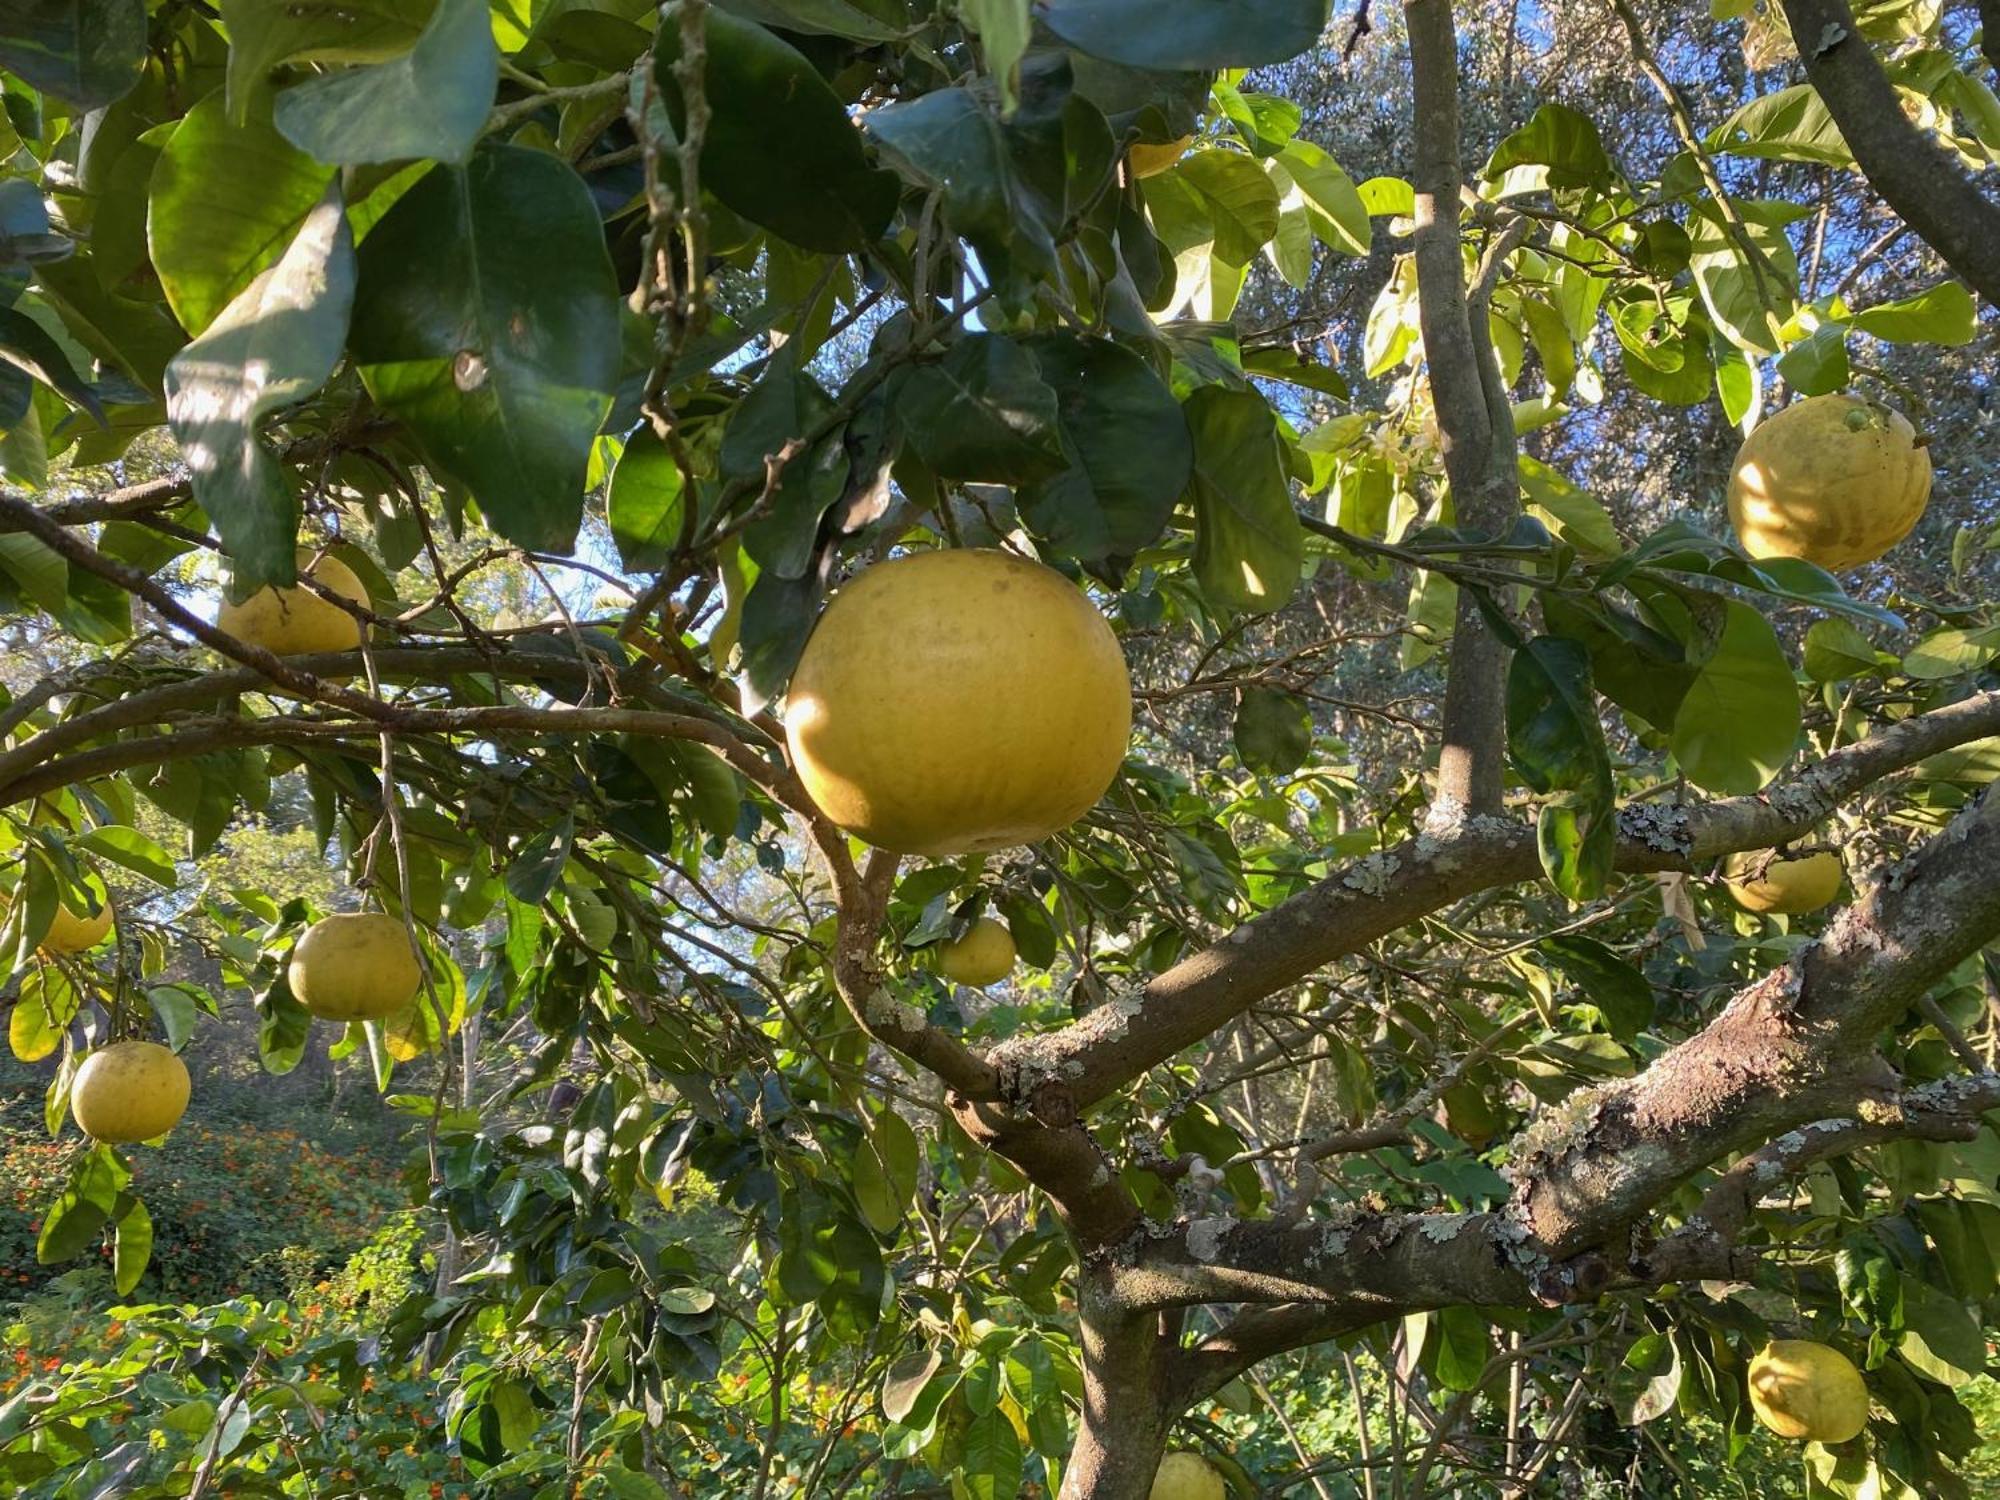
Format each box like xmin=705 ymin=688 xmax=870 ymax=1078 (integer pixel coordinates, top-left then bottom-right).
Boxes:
xmin=0 ymin=0 xmax=1996 ymax=1496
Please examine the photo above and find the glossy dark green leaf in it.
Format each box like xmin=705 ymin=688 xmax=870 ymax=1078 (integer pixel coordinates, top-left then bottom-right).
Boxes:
xmin=0 ymin=307 xmax=101 ymax=421
xmin=1542 ymin=934 xmax=1653 ymax=1041
xmin=656 ymin=4 xmax=899 ymax=254
xmin=165 ymin=188 xmax=356 ymax=592
xmin=1233 ymin=685 xmax=1311 ymax=775
xmin=1174 ymin=148 xmax=1281 ymax=264
xmin=147 ymin=90 xmax=337 ymax=336
xmin=897 ymin=334 xmax=1064 ymax=484
xmin=272 ymin=0 xmax=498 ymax=166
xmin=722 ymin=0 xmax=910 ymax=38
xmin=1184 ymin=385 xmax=1301 ymax=614
xmin=1015 ymin=332 xmax=1190 ymax=564
xmin=32 ymin=254 xmax=186 ymax=394
xmin=350 ymin=146 xmax=619 ymax=554
xmin=0 ymin=0 xmax=145 ymax=107
xmin=722 ymin=361 xmax=847 ymax=579
xmin=1506 ymin=636 xmax=1611 ymax=796
xmin=867 ymin=86 xmax=1056 ymax=299
xmin=506 ymin=815 xmax=575 ymax=903
xmin=1039 ymin=0 xmax=1328 ymax=69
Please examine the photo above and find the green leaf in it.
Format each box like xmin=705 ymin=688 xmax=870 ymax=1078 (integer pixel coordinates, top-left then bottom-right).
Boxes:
xmin=1037 ymin=0 xmax=1329 ymax=69
xmin=1518 ymin=456 xmax=1620 ymax=559
xmin=11 ymin=965 xmax=76 ymax=1062
xmin=1185 ymin=385 xmax=1302 ymax=614
xmin=1775 ymin=320 xmax=1848 ymax=395
xmin=960 ymin=1404 xmax=1024 ymax=1500
xmin=1902 ymin=624 xmax=2000 ymax=680
xmin=0 ymin=531 xmax=67 ymax=611
xmin=1016 ymin=332 xmax=1192 ymax=564
xmin=147 ymin=985 xmax=200 ymax=1051
xmin=147 ymin=89 xmax=337 ymax=337
xmin=1430 ymin=1305 xmax=1490 ymax=1391
xmin=854 ymin=1108 xmax=920 ymax=1234
xmin=350 ymin=146 xmax=619 ymax=554
xmin=1669 ymin=598 xmax=1799 ymax=794
xmin=1898 ymin=1278 xmax=1986 ymax=1385
xmin=0 ymin=0 xmax=145 ymax=107
xmin=1277 ymin=139 xmax=1369 ymax=255
xmin=896 ymin=333 xmax=1064 ymax=484
xmin=1485 ymin=103 xmax=1613 ymax=190
xmin=1614 ymin=1331 xmax=1682 ymax=1425
xmin=866 ymin=86 xmax=1055 ymax=297
xmin=218 ymin=0 xmax=432 ymax=125
xmin=506 ymin=815 xmax=575 ymax=904
xmin=74 ymin=824 xmax=177 ymax=886
xmin=1709 ymin=84 xmax=1851 ymax=166
xmin=657 ymin=5 xmax=898 ymax=254
xmin=607 ymin=429 xmax=686 ymax=571
xmin=881 ymin=1349 xmax=943 ymax=1424
xmin=1803 ymin=617 xmax=1881 ymax=682
xmin=1175 ymin=149 xmax=1282 ymax=265
xmin=725 ymin=0 xmax=910 ymax=39
xmin=1506 ymin=636 xmax=1610 ymax=796
xmin=1688 ymin=199 xmax=1803 ymax=355
xmin=111 ymin=1193 xmax=151 ymax=1294
xmin=0 ymin=307 xmax=103 ymax=423
xmin=165 ymin=187 xmax=356 ymax=593
xmin=1850 ymin=280 xmax=1977 ymax=344
xmin=37 ymin=1144 xmax=129 ymax=1264
xmin=960 ymin=0 xmax=1029 ymax=111
xmin=1233 ymin=686 xmax=1311 ymax=775
xmin=1542 ymin=934 xmax=1653 ymax=1041
xmin=272 ymin=0 xmax=498 ymax=166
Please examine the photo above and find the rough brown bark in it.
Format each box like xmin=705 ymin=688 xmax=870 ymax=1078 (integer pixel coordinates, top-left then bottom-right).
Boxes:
xmin=1780 ymin=0 xmax=2000 ymax=304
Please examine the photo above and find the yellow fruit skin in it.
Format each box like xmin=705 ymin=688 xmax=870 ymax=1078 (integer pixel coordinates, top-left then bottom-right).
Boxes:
xmin=1129 ymin=135 xmax=1194 ymax=178
xmin=936 ymin=917 xmax=1016 ymax=987
xmin=1727 ymin=394 xmax=1931 ymax=569
xmin=1725 ymin=850 xmax=1843 ymax=915
xmin=71 ymin=1041 xmax=190 ymax=1143
xmin=1151 ymin=1451 xmax=1227 ymax=1500
xmin=1748 ymin=1340 xmax=1869 ymax=1443
xmin=40 ymin=896 xmax=113 ymax=954
xmin=785 ymin=550 xmax=1132 ymax=857
xmin=289 ymin=912 xmax=423 ymax=1022
xmin=217 ymin=551 xmax=369 ymax=656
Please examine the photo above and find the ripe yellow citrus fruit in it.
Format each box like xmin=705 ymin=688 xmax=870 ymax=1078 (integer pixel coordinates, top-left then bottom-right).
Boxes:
xmin=40 ymin=893 xmax=113 ymax=954
xmin=935 ymin=917 xmax=1016 ymax=987
xmin=217 ymin=549 xmax=369 ymax=655
xmin=1151 ymin=1451 xmax=1226 ymax=1500
xmin=71 ymin=1040 xmax=190 ymax=1143
xmin=784 ymin=550 xmax=1131 ymax=857
xmin=1129 ymin=134 xmax=1194 ymax=179
xmin=1726 ymin=394 xmax=1931 ymax=569
xmin=1724 ymin=849 xmax=1843 ymax=915
xmin=1748 ymin=1340 xmax=1869 ymax=1443
xmin=289 ymin=912 xmax=423 ymax=1022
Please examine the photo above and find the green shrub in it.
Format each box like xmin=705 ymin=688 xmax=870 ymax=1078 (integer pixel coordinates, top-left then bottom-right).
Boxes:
xmin=0 ymin=1115 xmax=405 ymax=1304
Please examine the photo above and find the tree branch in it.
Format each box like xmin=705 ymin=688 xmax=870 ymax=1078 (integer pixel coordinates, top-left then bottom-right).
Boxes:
xmin=1778 ymin=0 xmax=2000 ymax=304
xmin=1407 ymin=0 xmax=1519 ymax=819
xmin=983 ymin=687 xmax=2000 ymax=1116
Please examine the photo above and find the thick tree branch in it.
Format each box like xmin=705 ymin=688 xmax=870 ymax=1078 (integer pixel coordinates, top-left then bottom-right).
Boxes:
xmin=984 ymin=687 xmax=2000 ymax=1116
xmin=1778 ymin=0 xmax=2000 ymax=304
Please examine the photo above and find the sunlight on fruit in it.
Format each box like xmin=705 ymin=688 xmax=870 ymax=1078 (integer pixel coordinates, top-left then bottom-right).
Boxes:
xmin=289 ymin=912 xmax=425 ymax=1023
xmin=217 ymin=549 xmax=369 ymax=656
xmin=1726 ymin=394 xmax=1931 ymax=570
xmin=934 ymin=917 xmax=1016 ymax=987
xmin=1724 ymin=849 xmax=1844 ymax=915
xmin=1748 ymin=1340 xmax=1869 ymax=1443
xmin=71 ymin=1041 xmax=191 ymax=1144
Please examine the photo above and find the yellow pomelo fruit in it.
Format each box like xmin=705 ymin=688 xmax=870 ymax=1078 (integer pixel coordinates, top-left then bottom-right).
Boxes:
xmin=1727 ymin=394 xmax=1931 ymax=569
xmin=1151 ymin=1451 xmax=1227 ymax=1500
xmin=40 ymin=893 xmax=113 ymax=954
xmin=217 ymin=550 xmax=369 ymax=655
xmin=71 ymin=1040 xmax=190 ymax=1143
xmin=935 ymin=917 xmax=1016 ymax=987
xmin=289 ymin=912 xmax=423 ymax=1022
xmin=785 ymin=550 xmax=1131 ymax=857
xmin=1129 ymin=134 xmax=1194 ymax=178
xmin=1748 ymin=1340 xmax=1869 ymax=1443
xmin=1724 ymin=849 xmax=1843 ymax=915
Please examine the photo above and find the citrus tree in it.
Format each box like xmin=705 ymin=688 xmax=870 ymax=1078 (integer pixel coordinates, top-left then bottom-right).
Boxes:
xmin=0 ymin=0 xmax=1998 ymax=1495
